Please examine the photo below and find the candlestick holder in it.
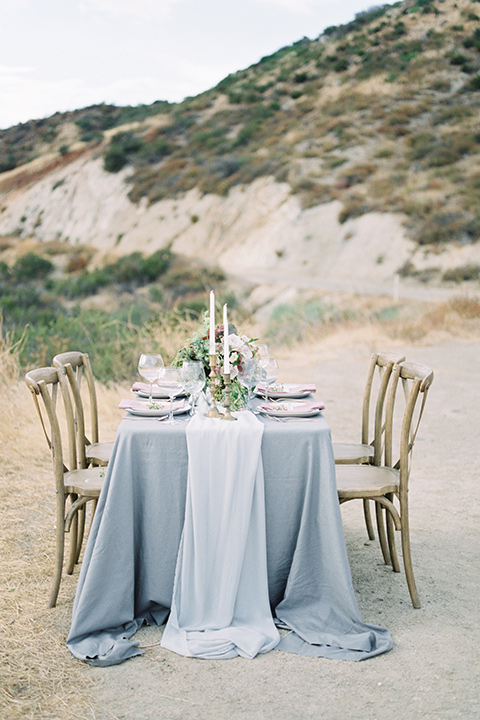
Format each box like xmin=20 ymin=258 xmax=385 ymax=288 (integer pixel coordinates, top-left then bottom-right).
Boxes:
xmin=204 ymin=354 xmax=222 ymax=418
xmin=221 ymin=372 xmax=237 ymax=421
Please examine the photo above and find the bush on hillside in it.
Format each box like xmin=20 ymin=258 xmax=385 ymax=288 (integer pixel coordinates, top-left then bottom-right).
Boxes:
xmin=13 ymin=253 xmax=54 ymax=281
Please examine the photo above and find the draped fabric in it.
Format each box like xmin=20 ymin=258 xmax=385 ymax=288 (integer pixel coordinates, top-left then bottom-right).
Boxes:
xmin=161 ymin=412 xmax=279 ymax=659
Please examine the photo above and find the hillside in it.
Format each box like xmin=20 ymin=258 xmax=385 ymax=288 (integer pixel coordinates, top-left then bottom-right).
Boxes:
xmin=1 ymin=0 xmax=480 ymax=292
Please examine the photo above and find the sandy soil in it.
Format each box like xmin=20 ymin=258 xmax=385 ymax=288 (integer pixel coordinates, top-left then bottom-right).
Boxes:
xmin=2 ymin=333 xmax=479 ymax=720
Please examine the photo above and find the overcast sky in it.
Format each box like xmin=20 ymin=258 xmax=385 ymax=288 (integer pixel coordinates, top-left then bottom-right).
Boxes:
xmin=0 ymin=0 xmax=396 ymax=129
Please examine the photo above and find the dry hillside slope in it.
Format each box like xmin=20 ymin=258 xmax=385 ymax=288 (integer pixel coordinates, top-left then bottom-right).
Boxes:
xmin=0 ymin=0 xmax=480 ymax=291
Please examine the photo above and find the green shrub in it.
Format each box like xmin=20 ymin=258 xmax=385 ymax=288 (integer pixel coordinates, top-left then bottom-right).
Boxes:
xmin=450 ymin=52 xmax=468 ymax=66
xmin=338 ymin=197 xmax=370 ymax=223
xmin=334 ymin=58 xmax=349 ymax=72
xmin=0 ymin=261 xmax=11 ymax=281
xmin=442 ymin=265 xmax=480 ymax=283
xmin=13 ymin=253 xmax=54 ymax=281
xmin=465 ymin=75 xmax=480 ymax=91
xmin=266 ymin=298 xmax=338 ymax=346
xmin=103 ymin=131 xmax=143 ymax=173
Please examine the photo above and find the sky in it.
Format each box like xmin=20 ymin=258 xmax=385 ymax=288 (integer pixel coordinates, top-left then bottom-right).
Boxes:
xmin=0 ymin=0 xmax=397 ymax=130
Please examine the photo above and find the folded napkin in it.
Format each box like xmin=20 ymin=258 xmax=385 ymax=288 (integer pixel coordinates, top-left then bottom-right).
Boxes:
xmin=119 ymin=398 xmax=185 ymax=412
xmin=260 ymin=400 xmax=325 ymax=413
xmin=255 ymin=383 xmax=316 ymax=395
xmin=130 ymin=381 xmax=161 ymax=393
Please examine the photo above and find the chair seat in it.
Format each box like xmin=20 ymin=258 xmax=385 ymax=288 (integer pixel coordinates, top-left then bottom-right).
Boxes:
xmin=333 ymin=442 xmax=374 ymax=464
xmin=64 ymin=467 xmax=104 ymax=496
xmin=86 ymin=441 xmax=114 ymax=466
xmin=336 ymin=464 xmax=399 ymax=499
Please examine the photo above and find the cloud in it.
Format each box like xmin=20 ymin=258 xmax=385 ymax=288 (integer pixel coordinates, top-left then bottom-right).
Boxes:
xmin=0 ymin=0 xmax=31 ymax=12
xmin=77 ymin=0 xmax=182 ymax=19
xmin=257 ymin=0 xmax=330 ymax=14
xmin=0 ymin=65 xmax=35 ymax=76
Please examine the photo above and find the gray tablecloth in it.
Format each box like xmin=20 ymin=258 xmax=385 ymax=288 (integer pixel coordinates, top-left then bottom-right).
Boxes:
xmin=67 ymin=411 xmax=392 ymax=665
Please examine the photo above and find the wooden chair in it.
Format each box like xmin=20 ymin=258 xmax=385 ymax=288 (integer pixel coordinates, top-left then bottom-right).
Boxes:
xmin=336 ymin=361 xmax=434 ymax=608
xmin=53 ymin=351 xmax=114 ymax=467
xmin=25 ymin=367 xmax=104 ymax=607
xmin=333 ymin=350 xmax=406 ymax=552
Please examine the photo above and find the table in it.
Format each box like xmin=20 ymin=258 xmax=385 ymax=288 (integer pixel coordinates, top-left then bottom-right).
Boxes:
xmin=67 ymin=409 xmax=392 ymax=666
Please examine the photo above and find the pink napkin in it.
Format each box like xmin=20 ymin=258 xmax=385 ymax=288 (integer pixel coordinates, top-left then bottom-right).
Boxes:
xmin=119 ymin=398 xmax=185 ymax=412
xmin=260 ymin=400 xmax=325 ymax=413
xmin=130 ymin=381 xmax=161 ymax=393
xmin=256 ymin=383 xmax=316 ymax=395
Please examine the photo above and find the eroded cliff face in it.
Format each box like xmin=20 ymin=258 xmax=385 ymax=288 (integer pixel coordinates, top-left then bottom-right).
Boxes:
xmin=0 ymin=150 xmax=478 ymax=292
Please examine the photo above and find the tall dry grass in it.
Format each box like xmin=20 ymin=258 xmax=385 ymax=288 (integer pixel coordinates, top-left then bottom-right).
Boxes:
xmin=1 ymin=293 xmax=479 ymax=719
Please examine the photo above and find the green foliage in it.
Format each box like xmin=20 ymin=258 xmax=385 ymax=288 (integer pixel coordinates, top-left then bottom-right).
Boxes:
xmin=49 ymin=249 xmax=173 ymax=298
xmin=414 ymin=211 xmax=480 ymax=245
xmin=338 ymin=197 xmax=370 ymax=223
xmin=103 ymin=131 xmax=143 ymax=172
xmin=0 ymin=247 xmax=225 ymax=383
xmin=442 ymin=265 xmax=480 ymax=283
xmin=465 ymin=75 xmax=480 ymax=91
xmin=13 ymin=252 xmax=54 ymax=281
xmin=266 ymin=298 xmax=339 ymax=346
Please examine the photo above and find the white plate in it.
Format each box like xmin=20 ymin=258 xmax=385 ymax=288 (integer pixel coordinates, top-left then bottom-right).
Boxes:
xmin=255 ymin=383 xmax=313 ymax=400
xmin=126 ymin=403 xmax=191 ymax=417
xmin=136 ymin=389 xmax=186 ymax=399
xmin=260 ymin=401 xmax=321 ymax=418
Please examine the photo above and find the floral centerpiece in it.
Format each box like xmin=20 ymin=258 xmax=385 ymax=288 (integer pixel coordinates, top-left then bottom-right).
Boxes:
xmin=172 ymin=312 xmax=260 ymax=410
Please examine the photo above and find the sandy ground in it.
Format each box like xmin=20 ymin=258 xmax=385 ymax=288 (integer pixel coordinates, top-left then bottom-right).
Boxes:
xmin=2 ymin=332 xmax=480 ymax=720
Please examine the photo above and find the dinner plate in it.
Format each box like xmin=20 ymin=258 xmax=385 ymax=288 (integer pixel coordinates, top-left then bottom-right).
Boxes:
xmin=259 ymin=401 xmax=321 ymax=418
xmin=255 ymin=383 xmax=313 ymax=400
xmin=136 ymin=389 xmax=186 ymax=399
xmin=126 ymin=402 xmax=191 ymax=417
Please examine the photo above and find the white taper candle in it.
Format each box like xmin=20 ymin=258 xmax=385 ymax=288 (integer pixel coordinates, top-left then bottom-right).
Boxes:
xmin=223 ymin=303 xmax=230 ymax=373
xmin=209 ymin=291 xmax=215 ymax=354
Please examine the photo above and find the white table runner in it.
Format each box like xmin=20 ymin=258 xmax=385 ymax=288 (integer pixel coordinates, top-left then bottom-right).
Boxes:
xmin=161 ymin=411 xmax=280 ymax=659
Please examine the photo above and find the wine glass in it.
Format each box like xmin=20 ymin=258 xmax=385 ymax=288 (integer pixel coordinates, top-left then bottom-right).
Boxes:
xmin=257 ymin=357 xmax=279 ymax=403
xmin=138 ymin=353 xmax=164 ymax=403
xmin=237 ymin=358 xmax=258 ymax=411
xmin=255 ymin=344 xmax=269 ymax=359
xmin=181 ymin=361 xmax=206 ymax=416
xmin=157 ymin=366 xmax=185 ymax=423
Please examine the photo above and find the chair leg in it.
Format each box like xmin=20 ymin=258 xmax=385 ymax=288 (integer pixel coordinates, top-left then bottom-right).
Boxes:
xmin=50 ymin=506 xmax=65 ymax=608
xmin=401 ymin=512 xmax=421 ymax=609
xmin=66 ymin=512 xmax=78 ymax=575
xmin=74 ymin=505 xmax=86 ymax=564
xmin=363 ymin=499 xmax=375 ymax=541
xmin=386 ymin=494 xmax=400 ymax=573
xmin=375 ymin=502 xmax=391 ymax=565
xmin=88 ymin=497 xmax=99 ymax=535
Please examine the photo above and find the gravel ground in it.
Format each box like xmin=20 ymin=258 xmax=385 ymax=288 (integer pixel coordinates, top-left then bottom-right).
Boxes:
xmin=82 ymin=338 xmax=480 ymax=720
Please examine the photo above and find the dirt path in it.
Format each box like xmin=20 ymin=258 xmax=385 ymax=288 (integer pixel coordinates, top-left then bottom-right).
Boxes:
xmin=80 ymin=338 xmax=479 ymax=720
xmin=1 ymin=329 xmax=478 ymax=719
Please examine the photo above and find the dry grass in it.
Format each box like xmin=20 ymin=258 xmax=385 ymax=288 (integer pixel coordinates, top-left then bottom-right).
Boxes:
xmin=1 ymin=292 xmax=480 ymax=719
xmin=0 ymin=337 xmax=128 ymax=719
xmin=0 ymin=380 xmax=91 ymax=719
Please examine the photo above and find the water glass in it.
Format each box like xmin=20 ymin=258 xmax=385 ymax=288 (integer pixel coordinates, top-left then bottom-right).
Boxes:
xmin=181 ymin=361 xmax=206 ymax=415
xmin=158 ymin=366 xmax=184 ymax=423
xmin=138 ymin=353 xmax=164 ymax=403
xmin=257 ymin=357 xmax=279 ymax=403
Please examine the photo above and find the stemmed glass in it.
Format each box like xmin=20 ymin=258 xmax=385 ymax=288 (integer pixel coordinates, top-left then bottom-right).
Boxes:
xmin=138 ymin=353 xmax=164 ymax=403
xmin=237 ymin=358 xmax=259 ymax=412
xmin=257 ymin=357 xmax=279 ymax=403
xmin=256 ymin=344 xmax=269 ymax=359
xmin=157 ymin=366 xmax=185 ymax=424
xmin=181 ymin=361 xmax=206 ymax=416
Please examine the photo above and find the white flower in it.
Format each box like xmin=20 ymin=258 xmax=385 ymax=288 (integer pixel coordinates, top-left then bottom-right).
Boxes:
xmin=229 ymin=333 xmax=253 ymax=360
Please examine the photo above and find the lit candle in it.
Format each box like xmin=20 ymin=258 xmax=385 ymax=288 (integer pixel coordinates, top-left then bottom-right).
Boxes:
xmin=209 ymin=291 xmax=215 ymax=355
xmin=223 ymin=303 xmax=230 ymax=374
